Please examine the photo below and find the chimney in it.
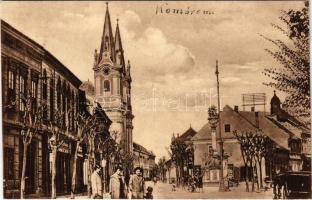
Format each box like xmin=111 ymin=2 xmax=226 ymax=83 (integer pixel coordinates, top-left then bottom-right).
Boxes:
xmin=234 ymin=105 xmax=239 ymax=112
xmin=251 ymin=107 xmax=255 ymax=112
xmin=255 ymin=112 xmax=259 ymax=128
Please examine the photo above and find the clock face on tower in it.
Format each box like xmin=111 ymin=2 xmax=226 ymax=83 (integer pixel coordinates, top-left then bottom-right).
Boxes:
xmin=104 ymin=67 xmax=110 ymax=75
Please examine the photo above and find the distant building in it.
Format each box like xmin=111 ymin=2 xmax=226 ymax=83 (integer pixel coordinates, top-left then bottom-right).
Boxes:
xmin=133 ymin=142 xmax=156 ymax=180
xmin=191 ymin=92 xmax=311 ymax=186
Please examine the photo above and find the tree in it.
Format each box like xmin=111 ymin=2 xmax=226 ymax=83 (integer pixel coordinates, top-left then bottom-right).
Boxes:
xmin=48 ymin=109 xmax=73 ymax=199
xmin=19 ymin=91 xmax=45 ymax=199
xmin=157 ymin=156 xmax=167 ymax=182
xmin=233 ymin=131 xmax=255 ymax=192
xmin=70 ymin=113 xmax=95 ymax=199
xmin=234 ymin=131 xmax=276 ymax=192
xmin=84 ymin=115 xmax=97 ymax=198
xmin=262 ymin=2 xmax=310 ymax=120
xmin=169 ymin=135 xmax=188 ymax=186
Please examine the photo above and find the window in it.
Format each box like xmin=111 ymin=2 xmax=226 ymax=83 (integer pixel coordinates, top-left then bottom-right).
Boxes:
xmin=19 ymin=75 xmax=26 ymax=111
xmin=31 ymin=80 xmax=38 ymax=113
xmin=208 ymin=145 xmax=213 ymax=156
xmin=42 ymin=70 xmax=48 ymax=100
xmin=104 ymin=36 xmax=109 ymax=50
xmin=8 ymin=69 xmax=16 ymax=104
xmin=42 ymin=70 xmax=48 ymax=122
xmin=8 ymin=70 xmax=14 ymax=89
xmin=4 ymin=148 xmax=14 ymax=180
xmin=212 ymin=170 xmax=218 ymax=181
xmin=50 ymin=79 xmax=54 ymax=121
xmin=116 ymin=81 xmax=120 ymax=95
xmin=57 ymin=78 xmax=61 ymax=110
xmin=71 ymin=93 xmax=75 ymax=130
xmin=224 ymin=124 xmax=231 ymax=133
xmin=31 ymin=80 xmax=37 ymax=98
xmin=104 ymin=80 xmax=110 ymax=92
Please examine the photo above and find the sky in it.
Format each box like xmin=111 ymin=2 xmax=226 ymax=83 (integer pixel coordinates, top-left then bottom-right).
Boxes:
xmin=1 ymin=1 xmax=305 ymax=161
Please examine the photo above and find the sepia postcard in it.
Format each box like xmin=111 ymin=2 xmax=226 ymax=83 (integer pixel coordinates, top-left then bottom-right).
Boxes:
xmin=1 ymin=1 xmax=311 ymax=199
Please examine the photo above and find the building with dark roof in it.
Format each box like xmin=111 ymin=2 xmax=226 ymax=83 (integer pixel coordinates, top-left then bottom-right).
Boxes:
xmin=191 ymin=92 xmax=311 ymax=186
xmin=133 ymin=142 xmax=156 ymax=180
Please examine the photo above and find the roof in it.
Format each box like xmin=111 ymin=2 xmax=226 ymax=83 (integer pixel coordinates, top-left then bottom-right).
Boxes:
xmin=178 ymin=127 xmax=197 ymax=141
xmin=80 ymin=80 xmax=95 ymax=97
xmin=192 ymin=105 xmax=297 ymax=150
xmin=192 ymin=105 xmax=258 ymax=141
xmin=1 ymin=20 xmax=82 ymax=88
xmin=133 ymin=142 xmax=155 ymax=158
xmin=270 ymin=91 xmax=281 ymax=104
xmin=94 ymin=103 xmax=112 ymax=126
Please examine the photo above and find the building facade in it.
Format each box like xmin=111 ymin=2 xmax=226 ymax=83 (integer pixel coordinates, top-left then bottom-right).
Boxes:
xmin=133 ymin=142 xmax=156 ymax=180
xmin=93 ymin=4 xmax=134 ymax=153
xmin=1 ymin=20 xmax=107 ymax=198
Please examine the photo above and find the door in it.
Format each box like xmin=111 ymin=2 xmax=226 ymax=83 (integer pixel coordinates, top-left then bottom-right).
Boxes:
xmin=25 ymin=140 xmax=36 ymax=194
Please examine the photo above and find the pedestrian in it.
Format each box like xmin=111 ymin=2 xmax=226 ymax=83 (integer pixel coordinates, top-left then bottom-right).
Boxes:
xmin=144 ymin=186 xmax=153 ymax=199
xmin=91 ymin=165 xmax=102 ymax=199
xmin=129 ymin=167 xmax=145 ymax=199
xmin=109 ymin=166 xmax=127 ymax=199
xmin=153 ymin=176 xmax=157 ymax=186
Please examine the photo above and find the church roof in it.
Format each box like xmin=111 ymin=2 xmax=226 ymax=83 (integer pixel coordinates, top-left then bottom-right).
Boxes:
xmin=99 ymin=2 xmax=115 ymax=62
xmin=115 ymin=19 xmax=127 ymax=74
xmin=115 ymin=20 xmax=123 ymax=52
xmin=270 ymin=90 xmax=281 ymax=104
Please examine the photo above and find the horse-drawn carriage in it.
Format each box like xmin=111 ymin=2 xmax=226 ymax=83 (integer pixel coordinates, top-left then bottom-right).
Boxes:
xmin=273 ymin=171 xmax=311 ymax=199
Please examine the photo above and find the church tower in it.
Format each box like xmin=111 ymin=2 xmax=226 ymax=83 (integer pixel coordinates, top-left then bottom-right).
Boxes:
xmin=93 ymin=3 xmax=134 ymax=153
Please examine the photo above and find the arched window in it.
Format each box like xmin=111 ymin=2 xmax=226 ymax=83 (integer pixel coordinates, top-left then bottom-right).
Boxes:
xmin=104 ymin=80 xmax=110 ymax=92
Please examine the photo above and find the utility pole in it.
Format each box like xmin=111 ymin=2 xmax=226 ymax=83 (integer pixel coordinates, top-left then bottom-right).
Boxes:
xmin=215 ymin=60 xmax=225 ymax=192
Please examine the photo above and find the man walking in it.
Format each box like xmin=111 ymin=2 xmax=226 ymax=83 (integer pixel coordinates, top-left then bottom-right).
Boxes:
xmin=91 ymin=165 xmax=102 ymax=199
xmin=129 ymin=167 xmax=145 ymax=199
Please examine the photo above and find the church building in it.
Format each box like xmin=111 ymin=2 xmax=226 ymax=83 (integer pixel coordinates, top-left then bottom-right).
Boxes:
xmin=93 ymin=3 xmax=134 ymax=153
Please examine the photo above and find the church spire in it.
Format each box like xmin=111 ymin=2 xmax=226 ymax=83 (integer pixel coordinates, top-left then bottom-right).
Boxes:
xmin=99 ymin=2 xmax=115 ymax=62
xmin=115 ymin=18 xmax=123 ymax=53
xmin=115 ymin=18 xmax=125 ymax=72
xmin=126 ymin=60 xmax=132 ymax=82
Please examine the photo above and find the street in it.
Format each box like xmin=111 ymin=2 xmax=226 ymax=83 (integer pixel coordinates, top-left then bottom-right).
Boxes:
xmin=57 ymin=181 xmax=274 ymax=199
xmin=145 ymin=181 xmax=274 ymax=199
